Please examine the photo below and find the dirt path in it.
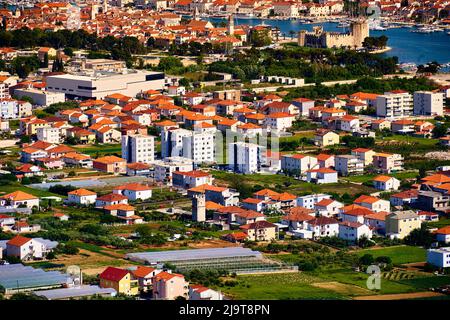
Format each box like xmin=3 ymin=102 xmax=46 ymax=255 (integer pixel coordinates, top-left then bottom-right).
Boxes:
xmin=354 ymin=291 xmax=445 ymax=300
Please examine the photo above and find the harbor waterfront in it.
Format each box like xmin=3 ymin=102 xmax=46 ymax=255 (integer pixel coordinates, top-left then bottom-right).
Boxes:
xmin=208 ymin=17 xmax=450 ymax=66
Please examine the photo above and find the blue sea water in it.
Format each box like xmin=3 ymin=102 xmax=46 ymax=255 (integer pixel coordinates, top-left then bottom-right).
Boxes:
xmin=208 ymin=17 xmax=450 ymax=65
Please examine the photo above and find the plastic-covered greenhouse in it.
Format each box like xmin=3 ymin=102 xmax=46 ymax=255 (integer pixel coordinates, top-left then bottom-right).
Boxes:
xmin=0 ymin=264 xmax=71 ymax=294
xmin=126 ymin=247 xmax=297 ymax=274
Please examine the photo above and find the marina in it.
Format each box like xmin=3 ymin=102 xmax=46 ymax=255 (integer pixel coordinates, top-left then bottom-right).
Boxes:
xmin=207 ymin=17 xmax=450 ymax=66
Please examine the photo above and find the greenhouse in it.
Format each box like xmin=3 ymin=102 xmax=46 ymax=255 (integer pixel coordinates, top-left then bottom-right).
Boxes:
xmin=0 ymin=264 xmax=72 ymax=295
xmin=125 ymin=247 xmax=297 ymax=274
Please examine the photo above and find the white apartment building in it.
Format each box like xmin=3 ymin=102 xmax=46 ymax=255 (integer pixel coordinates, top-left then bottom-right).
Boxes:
xmin=182 ymin=131 xmax=215 ymax=163
xmin=376 ymin=90 xmax=413 ymax=118
xmin=36 ymin=126 xmax=62 ymax=144
xmin=46 ymin=70 xmax=165 ymax=100
xmin=334 ymin=155 xmax=364 ymax=176
xmin=413 ymin=91 xmax=444 ymax=116
xmin=14 ymin=88 xmax=66 ymax=107
xmin=121 ymin=134 xmax=155 ymax=164
xmin=427 ymin=247 xmax=450 ymax=268
xmin=0 ymin=99 xmax=32 ymax=119
xmin=161 ymin=128 xmax=193 ymax=159
xmin=162 ymin=128 xmax=215 ymax=164
xmin=228 ymin=142 xmax=262 ymax=174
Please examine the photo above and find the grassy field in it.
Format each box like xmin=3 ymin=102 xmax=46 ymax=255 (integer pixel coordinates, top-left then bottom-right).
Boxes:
xmin=309 ymin=269 xmax=418 ymax=295
xmin=344 ymin=171 xmax=418 ymax=184
xmin=211 ymin=171 xmax=377 ymax=196
xmin=398 ymin=275 xmax=450 ymax=290
xmin=217 ymin=269 xmax=432 ymax=299
xmin=73 ymin=144 xmax=122 ymax=157
xmin=216 ymin=273 xmax=347 ymax=300
xmin=375 ymin=134 xmax=442 ymax=155
xmin=377 ymin=135 xmax=439 ymax=146
xmin=427 ymin=218 xmax=450 ymax=229
xmin=356 ymin=246 xmax=427 ymax=265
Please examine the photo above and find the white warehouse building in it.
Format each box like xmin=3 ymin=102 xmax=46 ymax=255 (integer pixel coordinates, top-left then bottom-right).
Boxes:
xmin=45 ymin=70 xmax=165 ymax=100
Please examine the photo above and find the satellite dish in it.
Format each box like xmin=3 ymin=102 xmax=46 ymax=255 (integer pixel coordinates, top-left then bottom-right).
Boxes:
xmin=66 ymin=265 xmax=82 ymax=286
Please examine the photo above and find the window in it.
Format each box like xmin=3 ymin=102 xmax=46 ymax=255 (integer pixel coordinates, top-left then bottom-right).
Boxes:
xmin=146 ymin=73 xmax=165 ymax=81
xmin=78 ymin=85 xmax=96 ymax=91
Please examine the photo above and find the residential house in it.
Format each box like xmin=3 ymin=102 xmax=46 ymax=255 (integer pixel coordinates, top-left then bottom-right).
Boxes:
xmin=372 ymin=153 xmax=404 ymax=173
xmin=95 ymin=193 xmax=129 ymax=208
xmin=67 ymin=189 xmax=97 ymax=206
xmin=172 ymin=170 xmax=213 ymax=189
xmin=385 ymin=210 xmax=422 ymax=239
xmin=99 ymin=267 xmax=138 ymax=296
xmin=152 ymin=272 xmax=189 ymax=300
xmin=131 ymin=266 xmax=162 ymax=292
xmin=6 ymin=235 xmax=56 ymax=260
xmin=351 ymin=148 xmax=376 ymax=166
xmin=189 ymin=285 xmax=224 ymax=300
xmin=306 ymin=168 xmax=338 ymax=184
xmin=316 ymin=154 xmax=335 ymax=169
xmin=281 ymin=154 xmax=318 ymax=176
xmin=307 ymin=217 xmax=340 ymax=239
xmin=354 ymin=195 xmax=390 ymax=213
xmin=373 ymin=175 xmax=400 ymax=191
xmin=296 ymin=194 xmax=332 ymax=209
xmin=435 ymin=226 xmax=450 ymax=244
xmin=364 ymin=211 xmax=389 ymax=235
xmin=112 ymin=183 xmax=152 ymax=201
xmin=93 ymin=156 xmax=127 ymax=174
xmin=240 ymin=220 xmax=278 ymax=242
xmin=334 ymin=155 xmax=364 ymax=176
xmin=314 ymin=129 xmax=340 ymax=147
xmin=338 ymin=221 xmax=373 ymax=242
xmin=314 ymin=198 xmax=343 ymax=217
xmin=390 ymin=189 xmax=419 ymax=207
xmin=0 ymin=191 xmax=39 ymax=209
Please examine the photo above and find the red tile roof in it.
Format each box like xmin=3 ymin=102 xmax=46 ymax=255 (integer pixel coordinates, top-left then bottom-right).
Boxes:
xmin=99 ymin=267 xmax=129 ymax=282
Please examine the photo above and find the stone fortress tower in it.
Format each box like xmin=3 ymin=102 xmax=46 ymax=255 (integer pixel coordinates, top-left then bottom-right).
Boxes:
xmin=349 ymin=18 xmax=369 ymax=48
xmin=298 ymin=18 xmax=369 ymax=49
xmin=227 ymin=14 xmax=234 ymax=36
xmin=192 ymin=193 xmax=206 ymax=222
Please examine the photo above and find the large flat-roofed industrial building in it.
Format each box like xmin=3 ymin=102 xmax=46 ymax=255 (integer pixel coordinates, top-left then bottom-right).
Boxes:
xmin=46 ymin=69 xmax=165 ymax=100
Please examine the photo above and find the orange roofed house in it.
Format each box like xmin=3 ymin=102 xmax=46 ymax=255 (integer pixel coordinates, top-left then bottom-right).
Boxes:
xmin=0 ymin=191 xmax=39 ymax=209
xmin=67 ymin=188 xmax=97 ymax=206
xmin=93 ymin=156 xmax=126 ymax=174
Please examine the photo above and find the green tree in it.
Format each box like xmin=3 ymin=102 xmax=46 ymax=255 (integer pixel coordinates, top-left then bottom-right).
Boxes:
xmin=432 ymin=124 xmax=449 ymax=138
xmin=157 ymin=56 xmax=183 ymax=72
xmin=404 ymin=225 xmax=433 ymax=248
xmin=359 ymin=254 xmax=374 ymax=266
